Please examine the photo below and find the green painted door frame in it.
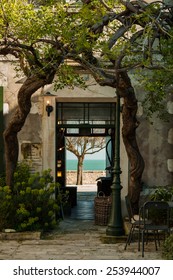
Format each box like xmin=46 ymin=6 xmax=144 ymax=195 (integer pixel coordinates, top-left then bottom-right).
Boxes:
xmin=0 ymin=86 xmax=4 ymax=174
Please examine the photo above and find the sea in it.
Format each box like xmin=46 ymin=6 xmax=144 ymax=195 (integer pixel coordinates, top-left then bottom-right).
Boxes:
xmin=66 ymin=159 xmax=106 ymax=171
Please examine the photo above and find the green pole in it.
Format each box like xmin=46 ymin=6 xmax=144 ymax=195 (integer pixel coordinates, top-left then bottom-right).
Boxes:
xmin=0 ymin=86 xmax=4 ymax=174
xmin=106 ymin=93 xmax=124 ymax=236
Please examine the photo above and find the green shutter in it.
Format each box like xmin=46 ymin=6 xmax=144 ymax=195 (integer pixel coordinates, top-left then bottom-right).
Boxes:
xmin=0 ymin=86 xmax=4 ymax=174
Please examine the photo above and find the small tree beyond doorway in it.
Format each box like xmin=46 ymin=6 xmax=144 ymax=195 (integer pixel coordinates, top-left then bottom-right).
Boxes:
xmin=66 ymin=136 xmax=106 ymax=185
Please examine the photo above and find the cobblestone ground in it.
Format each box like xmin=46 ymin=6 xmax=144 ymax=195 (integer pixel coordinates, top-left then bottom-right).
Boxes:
xmin=0 ymin=186 xmax=165 ymax=260
xmin=0 ymin=219 xmax=163 ymax=260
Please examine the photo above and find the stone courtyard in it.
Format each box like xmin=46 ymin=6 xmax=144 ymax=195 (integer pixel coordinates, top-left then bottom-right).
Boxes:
xmin=0 ymin=185 xmax=164 ymax=260
xmin=0 ymin=218 xmax=163 ymax=260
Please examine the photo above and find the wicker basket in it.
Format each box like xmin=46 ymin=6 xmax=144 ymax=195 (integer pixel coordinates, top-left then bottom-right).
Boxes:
xmin=94 ymin=192 xmax=112 ymax=225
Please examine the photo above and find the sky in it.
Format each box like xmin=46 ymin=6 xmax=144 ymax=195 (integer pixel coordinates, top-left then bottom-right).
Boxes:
xmin=66 ymin=148 xmax=106 ymax=160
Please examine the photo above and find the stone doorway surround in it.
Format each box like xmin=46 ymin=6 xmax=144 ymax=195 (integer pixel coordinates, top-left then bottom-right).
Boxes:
xmin=42 ymin=94 xmax=129 ymax=217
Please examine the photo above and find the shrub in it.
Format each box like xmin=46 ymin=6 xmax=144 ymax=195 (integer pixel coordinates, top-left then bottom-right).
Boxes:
xmin=0 ymin=162 xmax=65 ymax=232
xmin=0 ymin=186 xmax=14 ymax=230
xmin=0 ymin=172 xmax=6 ymax=188
xmin=162 ymin=234 xmax=173 ymax=260
xmin=150 ymin=186 xmax=173 ymax=202
xmin=149 ymin=186 xmax=173 ymax=226
xmin=14 ymin=161 xmax=31 ymax=187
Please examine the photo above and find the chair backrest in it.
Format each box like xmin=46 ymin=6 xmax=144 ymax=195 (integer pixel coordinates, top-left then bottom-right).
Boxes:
xmin=142 ymin=201 xmax=170 ymax=229
xmin=125 ymin=195 xmax=134 ymax=222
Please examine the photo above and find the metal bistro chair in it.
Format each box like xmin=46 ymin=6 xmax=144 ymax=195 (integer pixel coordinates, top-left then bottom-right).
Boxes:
xmin=124 ymin=195 xmax=142 ymax=250
xmin=139 ymin=201 xmax=170 ymax=258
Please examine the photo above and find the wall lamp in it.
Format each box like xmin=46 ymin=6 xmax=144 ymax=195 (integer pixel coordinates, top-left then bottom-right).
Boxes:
xmin=46 ymin=100 xmax=53 ymax=117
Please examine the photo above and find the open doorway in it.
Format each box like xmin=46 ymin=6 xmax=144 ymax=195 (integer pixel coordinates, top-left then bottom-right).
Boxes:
xmin=66 ymin=136 xmax=107 ymax=186
xmin=55 ymin=101 xmax=116 ymax=219
xmin=65 ymin=136 xmax=114 ymax=219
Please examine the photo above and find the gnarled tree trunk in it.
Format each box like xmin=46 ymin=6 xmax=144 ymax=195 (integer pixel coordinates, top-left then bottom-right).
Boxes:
xmin=3 ymin=73 xmax=55 ymax=188
xmin=122 ymin=95 xmax=145 ymax=213
xmin=118 ymin=72 xmax=145 ymax=213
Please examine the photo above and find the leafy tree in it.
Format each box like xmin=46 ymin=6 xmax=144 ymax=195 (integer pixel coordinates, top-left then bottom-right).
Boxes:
xmin=0 ymin=0 xmax=173 ymax=213
xmin=66 ymin=137 xmax=105 ymax=185
xmin=67 ymin=0 xmax=173 ymax=212
xmin=0 ymin=0 xmax=82 ymax=187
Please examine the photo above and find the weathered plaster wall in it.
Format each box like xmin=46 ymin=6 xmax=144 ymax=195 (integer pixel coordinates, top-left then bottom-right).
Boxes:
xmin=0 ymin=58 xmax=43 ymax=173
xmin=0 ymin=59 xmax=20 ymax=111
xmin=166 ymin=97 xmax=173 ymax=174
xmin=42 ymin=93 xmax=56 ymax=175
xmin=135 ymin=85 xmax=173 ymax=187
xmin=18 ymin=95 xmax=44 ymax=172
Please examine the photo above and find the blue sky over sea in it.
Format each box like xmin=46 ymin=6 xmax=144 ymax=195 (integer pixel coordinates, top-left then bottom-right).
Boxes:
xmin=66 ymin=159 xmax=106 ymax=171
xmin=66 ymin=149 xmax=106 ymax=171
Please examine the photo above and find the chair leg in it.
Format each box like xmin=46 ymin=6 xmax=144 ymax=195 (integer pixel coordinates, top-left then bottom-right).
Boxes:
xmin=153 ymin=230 xmax=158 ymax=251
xmin=146 ymin=230 xmax=149 ymax=244
xmin=129 ymin=226 xmax=135 ymax=244
xmin=138 ymin=227 xmax=141 ymax=251
xmin=124 ymin=235 xmax=130 ymax=250
xmin=157 ymin=230 xmax=160 ymax=247
xmin=124 ymin=226 xmax=133 ymax=250
xmin=142 ymin=230 xmax=144 ymax=258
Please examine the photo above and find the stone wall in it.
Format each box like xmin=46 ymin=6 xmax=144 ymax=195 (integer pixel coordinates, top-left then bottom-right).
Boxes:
xmin=66 ymin=171 xmax=106 ymax=185
xmin=167 ymin=100 xmax=173 ymax=173
xmin=134 ymin=80 xmax=173 ymax=187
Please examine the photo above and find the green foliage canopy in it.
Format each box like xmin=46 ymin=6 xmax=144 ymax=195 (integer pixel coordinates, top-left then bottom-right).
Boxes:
xmin=0 ymin=0 xmax=86 ymax=88
xmin=0 ymin=0 xmax=173 ymax=116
